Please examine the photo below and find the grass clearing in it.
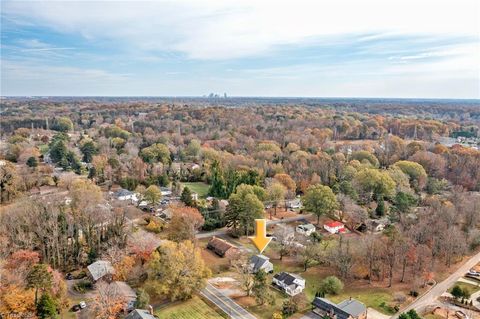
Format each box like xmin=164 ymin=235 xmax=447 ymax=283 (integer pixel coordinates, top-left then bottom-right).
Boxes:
xmin=450 ymin=281 xmax=480 ymax=295
xmin=182 ymin=182 xmax=210 ymax=198
xmin=156 ymin=295 xmax=225 ymax=319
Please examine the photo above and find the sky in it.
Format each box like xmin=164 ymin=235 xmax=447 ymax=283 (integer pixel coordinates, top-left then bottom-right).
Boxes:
xmin=1 ymin=0 xmax=479 ymax=98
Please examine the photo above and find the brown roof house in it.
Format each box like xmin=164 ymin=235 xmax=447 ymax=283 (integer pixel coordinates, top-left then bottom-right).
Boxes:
xmin=207 ymin=237 xmax=239 ymax=258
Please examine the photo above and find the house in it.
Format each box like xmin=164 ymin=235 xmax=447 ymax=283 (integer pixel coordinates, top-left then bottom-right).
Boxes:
xmin=160 ymin=187 xmax=172 ymax=197
xmin=87 ymin=260 xmax=115 ymax=282
xmin=287 ymin=198 xmax=302 ymax=209
xmin=312 ymin=297 xmax=367 ymax=319
xmin=324 ymin=221 xmax=345 ymax=234
xmin=272 ymin=272 xmax=305 ymax=296
xmin=207 ymin=237 xmax=239 ymax=258
xmin=370 ymin=220 xmax=386 ymax=232
xmin=249 ymin=254 xmax=274 ymax=273
xmin=125 ymin=307 xmax=157 ymax=319
xmin=113 ymin=189 xmax=138 ymax=202
xmin=191 ymin=192 xmax=199 ymax=201
xmin=296 ymin=223 xmax=316 ymax=236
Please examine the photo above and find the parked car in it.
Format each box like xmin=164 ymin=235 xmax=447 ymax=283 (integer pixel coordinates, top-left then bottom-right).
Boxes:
xmin=70 ymin=305 xmax=80 ymax=312
xmin=65 ymin=273 xmax=73 ymax=280
xmin=79 ymin=301 xmax=87 ymax=309
xmin=467 ymin=269 xmax=480 ymax=276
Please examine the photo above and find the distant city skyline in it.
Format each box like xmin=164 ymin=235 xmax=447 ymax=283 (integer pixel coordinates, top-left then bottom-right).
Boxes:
xmin=1 ymin=0 xmax=479 ymax=98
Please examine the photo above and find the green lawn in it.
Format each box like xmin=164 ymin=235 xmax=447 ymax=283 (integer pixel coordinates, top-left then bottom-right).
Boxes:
xmin=182 ymin=182 xmax=210 ymax=198
xmin=450 ymin=281 xmax=480 ymax=294
xmin=156 ymin=295 xmax=225 ymax=319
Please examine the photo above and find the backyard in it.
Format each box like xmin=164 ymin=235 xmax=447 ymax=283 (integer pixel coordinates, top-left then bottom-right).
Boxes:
xmin=182 ymin=182 xmax=210 ymax=198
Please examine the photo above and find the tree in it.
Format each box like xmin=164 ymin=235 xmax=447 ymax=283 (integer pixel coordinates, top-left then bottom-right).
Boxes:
xmin=26 ymin=156 xmax=38 ymax=168
xmin=252 ymin=270 xmax=273 ymax=305
xmin=80 ymin=140 xmax=98 ymax=163
xmin=0 ymin=285 xmax=36 ymax=316
xmin=375 ymin=195 xmax=385 ymax=216
xmin=146 ymin=240 xmax=211 ymax=301
xmin=393 ymin=192 xmax=418 ymax=213
xmin=180 ymin=186 xmax=194 ymax=206
xmin=27 ymin=264 xmax=53 ymax=305
xmin=353 ymin=168 xmax=396 ymax=202
xmin=92 ymin=281 xmax=126 ymax=319
xmin=302 ymin=184 xmax=339 ymax=224
xmin=140 ymin=143 xmax=170 ymax=164
xmin=267 ymin=182 xmax=287 ymax=217
xmin=167 ymin=205 xmax=204 ymax=242
xmin=134 ymin=288 xmax=150 ymax=309
xmin=451 ymin=285 xmax=463 ymax=300
xmin=144 ymin=185 xmax=162 ymax=206
xmin=231 ymin=253 xmax=255 ymax=296
xmin=53 ymin=117 xmax=73 ymax=132
xmin=272 ymin=225 xmax=295 ymax=260
xmin=282 ymin=296 xmax=299 ymax=316
xmin=0 ymin=160 xmax=21 ymax=203
xmin=318 ymin=276 xmax=344 ymax=295
xmin=208 ymin=160 xmax=227 ymax=198
xmin=393 ymin=160 xmax=428 ymax=191
xmin=225 ymin=184 xmax=265 ymax=236
xmin=37 ymin=292 xmax=58 ymax=319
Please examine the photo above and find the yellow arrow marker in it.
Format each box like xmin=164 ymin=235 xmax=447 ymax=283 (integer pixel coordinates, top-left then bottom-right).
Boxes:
xmin=249 ymin=219 xmax=272 ymax=253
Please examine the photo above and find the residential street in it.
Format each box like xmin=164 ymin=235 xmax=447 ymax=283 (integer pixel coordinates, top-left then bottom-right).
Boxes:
xmin=392 ymin=250 xmax=480 ymax=318
xmin=196 ymin=215 xmax=310 ymax=239
xmin=200 ymin=283 xmax=257 ymax=319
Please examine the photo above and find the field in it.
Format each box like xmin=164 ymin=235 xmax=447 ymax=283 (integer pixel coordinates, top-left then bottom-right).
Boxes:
xmin=182 ymin=182 xmax=210 ymax=198
xmin=156 ymin=295 xmax=225 ymax=319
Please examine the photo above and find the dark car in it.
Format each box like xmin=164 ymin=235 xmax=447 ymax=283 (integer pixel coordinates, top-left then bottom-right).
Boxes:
xmin=65 ymin=273 xmax=74 ymax=280
xmin=70 ymin=305 xmax=80 ymax=312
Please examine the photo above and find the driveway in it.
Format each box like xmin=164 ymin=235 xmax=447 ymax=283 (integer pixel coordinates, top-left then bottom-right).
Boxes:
xmin=200 ymin=283 xmax=256 ymax=319
xmin=393 ymin=250 xmax=480 ymax=317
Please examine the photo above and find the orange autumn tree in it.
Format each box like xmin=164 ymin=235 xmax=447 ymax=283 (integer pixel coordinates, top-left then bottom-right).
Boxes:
xmin=167 ymin=205 xmax=204 ymax=242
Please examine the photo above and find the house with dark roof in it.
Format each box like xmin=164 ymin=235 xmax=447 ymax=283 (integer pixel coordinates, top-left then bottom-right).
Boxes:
xmin=87 ymin=260 xmax=115 ymax=282
xmin=272 ymin=272 xmax=305 ymax=296
xmin=249 ymin=254 xmax=274 ymax=273
xmin=207 ymin=237 xmax=239 ymax=258
xmin=125 ymin=307 xmax=157 ymax=319
xmin=312 ymin=297 xmax=367 ymax=319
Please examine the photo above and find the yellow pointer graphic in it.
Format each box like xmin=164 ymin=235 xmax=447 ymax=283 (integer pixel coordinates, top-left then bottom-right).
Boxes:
xmin=249 ymin=219 xmax=272 ymax=253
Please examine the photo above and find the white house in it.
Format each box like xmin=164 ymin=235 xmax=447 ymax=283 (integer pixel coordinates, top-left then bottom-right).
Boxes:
xmin=296 ymin=223 xmax=316 ymax=236
xmin=249 ymin=255 xmax=274 ymax=274
xmin=287 ymin=198 xmax=302 ymax=209
xmin=113 ymin=189 xmax=138 ymax=203
xmin=272 ymin=272 xmax=305 ymax=296
xmin=324 ymin=221 xmax=345 ymax=234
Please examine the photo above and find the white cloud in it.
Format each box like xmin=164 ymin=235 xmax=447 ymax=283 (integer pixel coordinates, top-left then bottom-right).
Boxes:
xmin=2 ymin=0 xmax=479 ymax=60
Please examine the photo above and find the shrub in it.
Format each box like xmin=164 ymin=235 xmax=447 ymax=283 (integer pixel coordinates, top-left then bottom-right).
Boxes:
xmin=318 ymin=276 xmax=344 ymax=296
xmin=73 ymin=280 xmax=93 ymax=293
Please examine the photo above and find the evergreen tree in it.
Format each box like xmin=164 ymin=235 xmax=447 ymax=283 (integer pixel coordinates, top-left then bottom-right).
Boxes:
xmin=181 ymin=186 xmax=194 ymax=206
xmin=208 ymin=160 xmax=226 ymax=198
xmin=36 ymin=293 xmax=58 ymax=319
xmin=26 ymin=156 xmax=38 ymax=168
xmin=27 ymin=264 xmax=53 ymax=305
xmin=376 ymin=195 xmax=385 ymax=216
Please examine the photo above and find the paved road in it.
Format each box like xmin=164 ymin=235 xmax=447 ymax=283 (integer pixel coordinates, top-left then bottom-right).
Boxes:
xmin=196 ymin=215 xmax=311 ymax=239
xmin=200 ymin=283 xmax=257 ymax=319
xmin=392 ymin=250 xmax=480 ymax=318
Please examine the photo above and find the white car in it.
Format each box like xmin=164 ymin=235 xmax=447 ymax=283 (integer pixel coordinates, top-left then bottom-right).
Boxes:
xmin=467 ymin=269 xmax=479 ymax=276
xmin=79 ymin=301 xmax=87 ymax=309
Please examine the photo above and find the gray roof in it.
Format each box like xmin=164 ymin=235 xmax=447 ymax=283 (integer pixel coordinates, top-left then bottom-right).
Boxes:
xmin=313 ymin=297 xmax=366 ymax=319
xmin=298 ymin=224 xmax=316 ymax=230
xmin=337 ymin=299 xmax=367 ymax=317
xmin=250 ymin=254 xmax=271 ymax=272
xmin=87 ymin=260 xmax=115 ymax=281
xmin=115 ymin=189 xmax=133 ymax=197
xmin=125 ymin=309 xmax=156 ymax=319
